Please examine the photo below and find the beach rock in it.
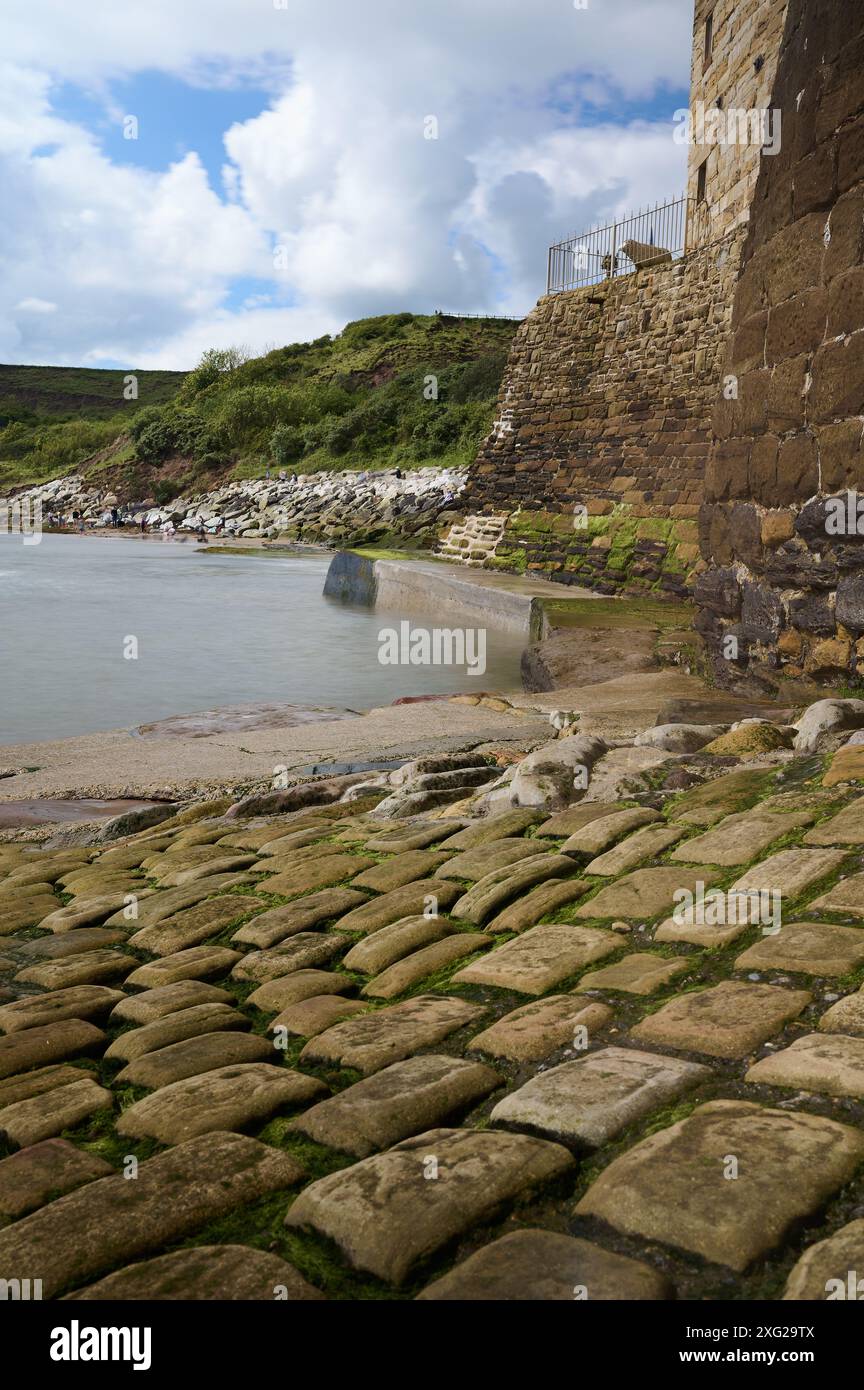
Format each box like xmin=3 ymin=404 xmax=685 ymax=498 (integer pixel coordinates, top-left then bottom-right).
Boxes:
xmin=508 ymin=736 xmax=609 ymax=809
xmin=794 ymin=699 xmax=864 ymax=753
xmin=635 ymin=723 xmax=727 ymax=753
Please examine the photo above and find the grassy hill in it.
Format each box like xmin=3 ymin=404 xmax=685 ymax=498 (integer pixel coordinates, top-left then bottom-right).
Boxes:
xmin=0 ymin=313 xmax=520 ymax=500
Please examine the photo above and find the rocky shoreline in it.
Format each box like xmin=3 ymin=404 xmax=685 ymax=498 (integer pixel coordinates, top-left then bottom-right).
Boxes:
xmin=12 ymin=465 xmax=468 ymax=551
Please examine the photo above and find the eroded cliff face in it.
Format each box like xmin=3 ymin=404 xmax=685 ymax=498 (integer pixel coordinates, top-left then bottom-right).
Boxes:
xmin=697 ymin=0 xmax=864 ymax=685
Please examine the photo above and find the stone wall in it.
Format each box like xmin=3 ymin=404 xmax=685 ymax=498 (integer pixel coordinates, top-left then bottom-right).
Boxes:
xmin=460 ymin=229 xmax=744 ymax=596
xmin=687 ymin=0 xmax=789 ymax=241
xmin=696 ymin=0 xmax=864 ymax=684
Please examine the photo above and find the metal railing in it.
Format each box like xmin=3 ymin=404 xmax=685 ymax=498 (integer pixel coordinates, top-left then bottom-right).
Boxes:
xmin=546 ymin=195 xmax=709 ymax=294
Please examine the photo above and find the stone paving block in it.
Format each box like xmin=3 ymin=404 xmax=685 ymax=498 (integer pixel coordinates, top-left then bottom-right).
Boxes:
xmin=417 ymin=1229 xmax=672 ymax=1301
xmin=37 ymin=895 xmax=141 ymax=933
xmin=300 ymin=995 xmax=483 ymax=1075
xmin=585 ymin=824 xmax=686 ymax=877
xmin=0 ymin=1139 xmax=112 ymax=1220
xmin=576 ymin=952 xmax=691 ymax=995
xmin=0 ymin=1131 xmax=304 ymax=1299
xmin=291 ymin=1054 xmax=500 ymax=1157
xmin=128 ymin=895 xmax=268 ymax=955
xmin=729 ymin=848 xmax=847 ymax=901
xmin=232 ymin=889 xmax=368 ymax=947
xmin=783 ymin=1219 xmax=864 ymax=1300
xmin=536 ymin=804 xmax=627 ymax=838
xmin=230 ymin=932 xmax=349 ymax=983
xmin=65 ymin=1244 xmax=324 ymax=1301
xmin=364 ymin=823 xmax=466 ymax=853
xmin=103 ymin=876 xmax=251 ymax=929
xmin=13 ymin=950 xmax=138 ymax=991
xmin=746 ymin=1033 xmax=864 ymax=1099
xmin=0 ymin=1020 xmax=105 ymax=1080
xmin=352 ymin=850 xmax=452 ymax=891
xmin=0 ymin=896 xmax=60 ymax=936
xmin=155 ymin=854 xmax=260 ymax=887
xmin=452 ymin=856 xmax=576 ymax=925
xmin=630 ymin=980 xmax=811 ymax=1059
xmin=285 ymin=1127 xmax=574 ymax=1284
xmin=117 ymin=1063 xmax=326 ymax=1144
xmin=342 ymin=915 xmax=455 ymax=974
xmin=271 ymin=995 xmax=370 ymax=1038
xmin=437 ymin=809 xmax=542 ymax=849
xmin=331 ymin=880 xmax=463 ymax=935
xmin=219 ymin=822 xmax=326 ymax=851
xmin=105 ymin=1003 xmax=248 ymax=1062
xmin=575 ymin=867 xmax=723 ymax=922
xmin=485 ymin=879 xmax=591 ymax=934
xmin=116 ymin=1031 xmax=275 ymax=1089
xmin=468 ymin=997 xmax=612 ymax=1063
xmin=491 ymin=1046 xmax=711 ymax=1149
xmin=670 ymin=809 xmax=816 ymax=867
xmin=125 ymin=945 xmax=242 ymax=988
xmin=654 ymin=911 xmax=752 ymax=948
xmin=808 ymin=872 xmax=864 ymax=917
xmin=561 ymin=808 xmax=662 ymax=857
xmin=735 ymin=921 xmax=864 ymax=976
xmin=434 ymin=840 xmax=543 ymax=882
xmin=803 ymin=797 xmax=864 ymax=845
xmin=247 ymin=970 xmax=352 ymax=1013
xmin=10 ymin=928 xmax=127 ymax=960
xmin=0 ymin=1077 xmax=113 ymax=1148
xmin=259 ymin=854 xmax=376 ymax=897
xmin=453 ymin=922 xmax=619 ymax=996
xmin=108 ymin=981 xmax=232 ymax=1025
xmin=0 ymin=986 xmax=124 ymax=1034
xmin=820 ymin=987 xmax=864 ymax=1036
xmin=575 ymin=1100 xmax=864 ymax=1272
xmin=0 ymin=1065 xmax=89 ymax=1109
xmin=362 ymin=933 xmax=492 ymax=1000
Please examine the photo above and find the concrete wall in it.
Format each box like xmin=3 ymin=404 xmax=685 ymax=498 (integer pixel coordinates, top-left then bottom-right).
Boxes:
xmin=696 ymin=0 xmax=864 ymax=684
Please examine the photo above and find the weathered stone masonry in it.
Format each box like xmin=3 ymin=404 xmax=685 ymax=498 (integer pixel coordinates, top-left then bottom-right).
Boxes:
xmin=461 ymin=235 xmax=742 ymax=596
xmin=697 ymin=0 xmax=864 ymax=684
xmin=447 ymin=0 xmax=789 ymax=598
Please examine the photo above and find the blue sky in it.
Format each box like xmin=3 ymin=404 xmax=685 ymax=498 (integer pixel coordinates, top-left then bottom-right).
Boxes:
xmin=0 ymin=0 xmax=694 ymax=368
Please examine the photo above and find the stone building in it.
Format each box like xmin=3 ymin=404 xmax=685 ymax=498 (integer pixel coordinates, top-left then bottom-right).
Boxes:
xmin=446 ymin=0 xmax=790 ymax=597
xmin=697 ymin=0 xmax=864 ymax=685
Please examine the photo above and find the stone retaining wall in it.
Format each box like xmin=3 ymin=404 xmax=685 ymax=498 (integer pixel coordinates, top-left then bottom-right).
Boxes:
xmin=461 ymin=230 xmax=744 ymax=596
xmin=696 ymin=0 xmax=864 ymax=685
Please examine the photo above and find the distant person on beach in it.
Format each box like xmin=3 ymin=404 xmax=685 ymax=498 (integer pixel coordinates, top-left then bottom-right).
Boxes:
xmin=140 ymin=517 xmax=147 ymax=534
xmin=196 ymin=521 xmax=205 ymax=541
xmin=395 ymin=468 xmax=403 ymax=480
xmin=110 ymin=507 xmax=119 ymax=527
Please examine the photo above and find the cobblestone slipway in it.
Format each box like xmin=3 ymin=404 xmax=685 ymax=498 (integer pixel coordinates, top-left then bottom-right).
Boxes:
xmin=2 ymin=730 xmax=864 ymax=1302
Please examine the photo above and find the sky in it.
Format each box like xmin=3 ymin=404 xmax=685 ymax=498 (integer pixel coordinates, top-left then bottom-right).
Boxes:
xmin=0 ymin=0 xmax=694 ymax=369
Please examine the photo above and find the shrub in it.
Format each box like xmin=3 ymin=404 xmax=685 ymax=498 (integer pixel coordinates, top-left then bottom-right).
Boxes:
xmin=271 ymin=424 xmax=305 ymax=467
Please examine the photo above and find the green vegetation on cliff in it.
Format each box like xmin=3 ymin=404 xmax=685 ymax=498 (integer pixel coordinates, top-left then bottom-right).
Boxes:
xmin=0 ymin=313 xmax=518 ymax=497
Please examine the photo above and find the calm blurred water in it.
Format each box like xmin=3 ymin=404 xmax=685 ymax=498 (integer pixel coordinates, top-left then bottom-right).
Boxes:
xmin=0 ymin=534 xmax=525 ymax=744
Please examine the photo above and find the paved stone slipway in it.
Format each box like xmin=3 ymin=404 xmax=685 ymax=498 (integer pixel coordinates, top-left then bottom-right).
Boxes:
xmin=2 ymin=747 xmax=864 ymax=1302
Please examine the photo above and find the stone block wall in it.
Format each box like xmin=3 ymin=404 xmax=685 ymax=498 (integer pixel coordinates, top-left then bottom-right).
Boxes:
xmin=463 ymin=230 xmax=744 ymax=596
xmin=696 ymin=0 xmax=864 ymax=684
xmin=687 ymin=0 xmax=789 ymax=241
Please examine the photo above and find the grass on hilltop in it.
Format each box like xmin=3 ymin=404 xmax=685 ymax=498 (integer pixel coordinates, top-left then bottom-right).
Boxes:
xmin=0 ymin=312 xmax=520 ymax=500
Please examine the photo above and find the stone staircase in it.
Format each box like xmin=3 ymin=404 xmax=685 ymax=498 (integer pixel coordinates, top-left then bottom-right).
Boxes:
xmin=437 ymin=512 xmax=507 ymax=567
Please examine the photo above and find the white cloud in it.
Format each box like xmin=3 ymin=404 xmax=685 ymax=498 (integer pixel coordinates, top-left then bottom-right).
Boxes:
xmin=0 ymin=1 xmax=695 ymax=366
